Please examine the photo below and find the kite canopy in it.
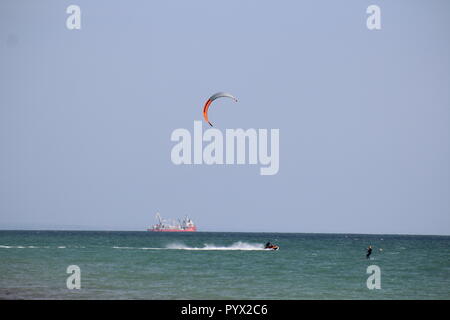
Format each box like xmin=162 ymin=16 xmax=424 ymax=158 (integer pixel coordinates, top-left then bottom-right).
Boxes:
xmin=203 ymin=92 xmax=237 ymax=126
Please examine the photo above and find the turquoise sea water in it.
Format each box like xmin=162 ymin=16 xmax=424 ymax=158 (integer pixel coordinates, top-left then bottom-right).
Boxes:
xmin=0 ymin=231 xmax=448 ymax=299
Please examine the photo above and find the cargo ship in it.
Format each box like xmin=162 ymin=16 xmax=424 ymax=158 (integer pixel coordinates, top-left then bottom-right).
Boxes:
xmin=147 ymin=212 xmax=197 ymax=232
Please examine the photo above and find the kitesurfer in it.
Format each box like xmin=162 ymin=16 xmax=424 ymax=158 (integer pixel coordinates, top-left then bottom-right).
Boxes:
xmin=366 ymin=245 xmax=373 ymax=259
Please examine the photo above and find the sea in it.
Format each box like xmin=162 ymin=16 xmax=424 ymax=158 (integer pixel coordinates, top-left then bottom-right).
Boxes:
xmin=0 ymin=231 xmax=448 ymax=299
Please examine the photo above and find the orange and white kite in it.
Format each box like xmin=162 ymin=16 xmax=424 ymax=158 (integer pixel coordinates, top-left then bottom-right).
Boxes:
xmin=202 ymin=92 xmax=238 ymax=127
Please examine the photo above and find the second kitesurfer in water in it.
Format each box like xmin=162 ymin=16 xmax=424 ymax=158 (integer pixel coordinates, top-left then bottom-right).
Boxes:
xmin=366 ymin=246 xmax=373 ymax=259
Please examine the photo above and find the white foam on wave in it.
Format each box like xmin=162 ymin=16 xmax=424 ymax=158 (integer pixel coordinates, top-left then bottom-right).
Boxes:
xmin=0 ymin=245 xmax=27 ymax=249
xmin=0 ymin=245 xmax=72 ymax=249
xmin=112 ymin=246 xmax=162 ymax=250
xmin=112 ymin=242 xmax=268 ymax=251
xmin=165 ymin=241 xmax=266 ymax=251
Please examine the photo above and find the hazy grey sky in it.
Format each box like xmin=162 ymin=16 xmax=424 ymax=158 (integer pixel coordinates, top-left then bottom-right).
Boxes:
xmin=1 ymin=1 xmax=449 ymax=234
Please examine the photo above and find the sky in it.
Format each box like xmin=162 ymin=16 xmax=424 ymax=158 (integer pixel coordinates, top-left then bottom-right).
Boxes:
xmin=0 ymin=0 xmax=449 ymax=234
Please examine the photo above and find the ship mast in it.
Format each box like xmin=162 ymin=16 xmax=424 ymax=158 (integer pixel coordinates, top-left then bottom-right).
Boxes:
xmin=156 ymin=212 xmax=162 ymax=225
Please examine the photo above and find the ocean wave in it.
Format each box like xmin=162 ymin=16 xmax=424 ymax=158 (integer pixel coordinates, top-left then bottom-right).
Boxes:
xmin=0 ymin=245 xmax=65 ymax=249
xmin=0 ymin=245 xmax=26 ymax=249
